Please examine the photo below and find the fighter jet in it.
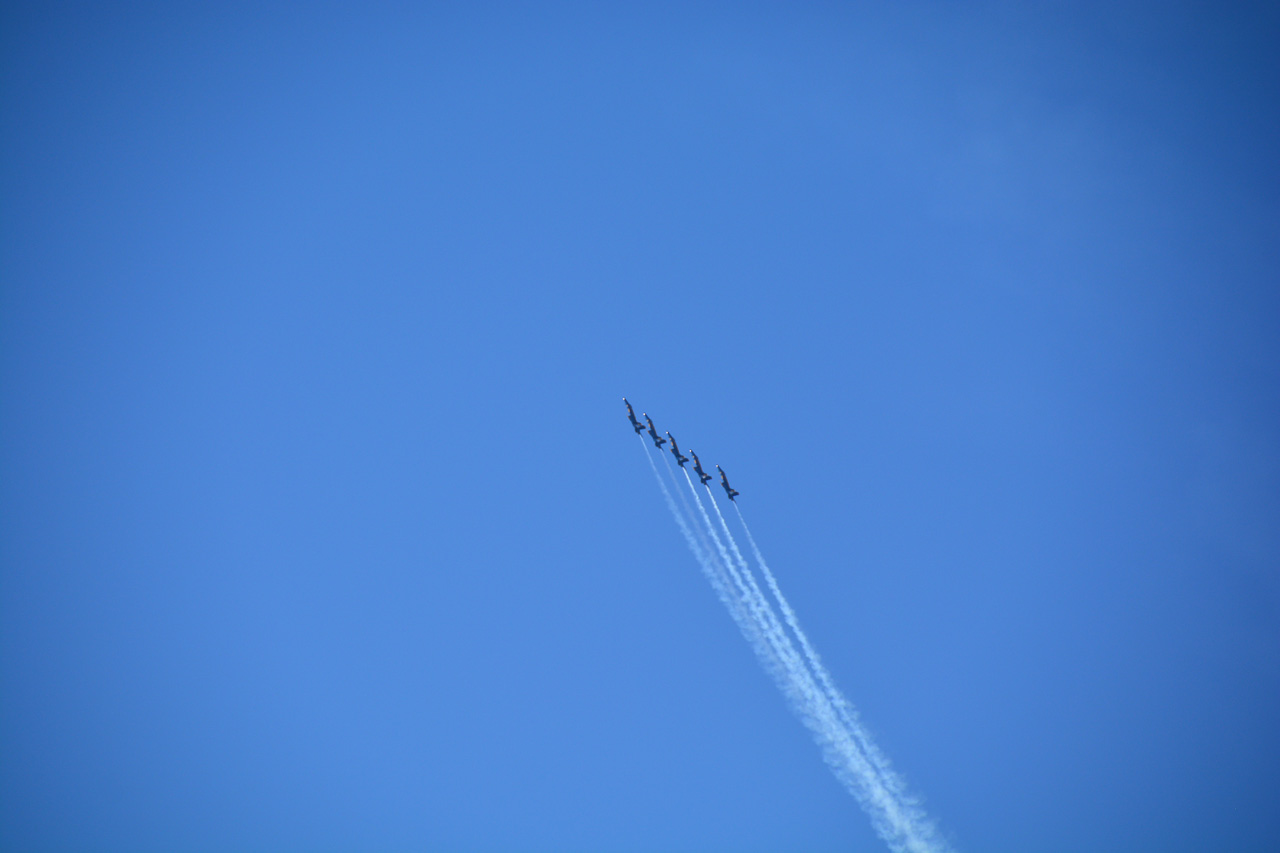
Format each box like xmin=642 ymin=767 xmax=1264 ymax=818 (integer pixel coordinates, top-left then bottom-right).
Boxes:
xmin=717 ymin=465 xmax=740 ymax=501
xmin=644 ymin=415 xmax=666 ymax=448
xmin=665 ymin=432 xmax=689 ymax=467
xmin=690 ymin=451 xmax=712 ymax=485
xmin=623 ymin=398 xmax=644 ymax=434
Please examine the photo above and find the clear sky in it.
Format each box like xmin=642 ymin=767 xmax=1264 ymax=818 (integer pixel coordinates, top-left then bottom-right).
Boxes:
xmin=3 ymin=2 xmax=1278 ymax=851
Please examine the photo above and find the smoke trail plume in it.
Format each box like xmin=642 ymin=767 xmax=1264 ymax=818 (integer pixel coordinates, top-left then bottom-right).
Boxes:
xmin=731 ymin=503 xmax=946 ymax=852
xmin=733 ymin=505 xmax=909 ymax=804
xmin=640 ymin=437 xmax=951 ymax=853
xmin=640 ymin=438 xmax=764 ymax=661
xmin=699 ymin=486 xmax=939 ymax=852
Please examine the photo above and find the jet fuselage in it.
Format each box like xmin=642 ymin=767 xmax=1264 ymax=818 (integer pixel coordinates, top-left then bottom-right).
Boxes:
xmin=690 ymin=451 xmax=712 ymax=485
xmin=623 ymin=398 xmax=644 ymax=434
xmin=644 ymin=415 xmax=666 ymax=448
xmin=717 ymin=465 xmax=740 ymax=501
xmin=666 ymin=432 xmax=689 ymax=467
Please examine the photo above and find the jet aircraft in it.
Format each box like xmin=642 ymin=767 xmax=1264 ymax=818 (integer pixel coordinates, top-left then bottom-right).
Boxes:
xmin=690 ymin=451 xmax=712 ymax=485
xmin=665 ymin=432 xmax=689 ymax=467
xmin=623 ymin=398 xmax=644 ymax=434
xmin=644 ymin=415 xmax=666 ymax=448
xmin=717 ymin=465 xmax=740 ymax=501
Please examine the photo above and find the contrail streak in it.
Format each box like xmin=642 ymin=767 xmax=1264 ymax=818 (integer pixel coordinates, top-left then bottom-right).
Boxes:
xmin=731 ymin=504 xmax=945 ymax=851
xmin=658 ymin=452 xmax=806 ymax=698
xmin=679 ymin=468 xmax=817 ymax=704
xmin=641 ymin=437 xmax=949 ymax=853
xmin=704 ymin=489 xmax=799 ymax=671
xmin=639 ymin=437 xmax=725 ymax=606
xmin=734 ymin=505 xmax=909 ymax=805
xmin=684 ymin=476 xmax=827 ymax=699
xmin=678 ymin=477 xmax=902 ymax=837
xmin=700 ymin=488 xmax=929 ymax=851
xmin=640 ymin=437 xmax=763 ymax=659
xmin=677 ymin=468 xmax=768 ymax=646
xmin=661 ymin=454 xmax=720 ymax=589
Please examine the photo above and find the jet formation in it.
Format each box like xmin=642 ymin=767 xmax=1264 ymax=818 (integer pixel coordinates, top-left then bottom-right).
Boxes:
xmin=625 ymin=398 xmax=739 ymax=500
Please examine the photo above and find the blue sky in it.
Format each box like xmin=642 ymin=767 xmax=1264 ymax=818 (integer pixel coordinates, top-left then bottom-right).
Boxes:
xmin=2 ymin=2 xmax=1278 ymax=851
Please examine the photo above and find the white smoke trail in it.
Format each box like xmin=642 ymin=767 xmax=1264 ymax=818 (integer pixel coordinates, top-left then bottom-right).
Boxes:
xmin=677 ymin=467 xmax=824 ymax=715
xmin=733 ymin=504 xmax=916 ymax=810
xmin=639 ymin=437 xmax=764 ymax=660
xmin=655 ymin=452 xmax=812 ymax=704
xmin=724 ymin=501 xmax=951 ymax=853
xmin=682 ymin=474 xmax=818 ymax=686
xmin=673 ymin=465 xmax=770 ymax=648
xmin=660 ymin=453 xmax=722 ymax=592
xmin=696 ymin=486 xmax=929 ymax=851
xmin=639 ymin=437 xmax=949 ymax=852
xmin=678 ymin=479 xmax=895 ymax=832
xmin=702 ymin=489 xmax=804 ymax=674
